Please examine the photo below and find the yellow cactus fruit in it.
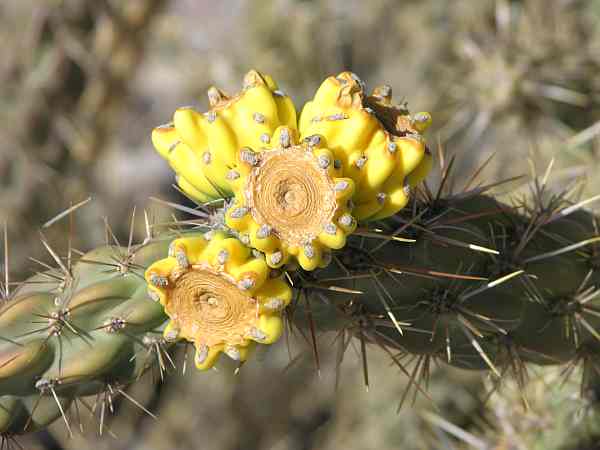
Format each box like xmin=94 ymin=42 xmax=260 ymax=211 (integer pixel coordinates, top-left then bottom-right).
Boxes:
xmin=151 ymin=70 xmax=298 ymax=203
xmin=145 ymin=232 xmax=292 ymax=371
xmin=224 ymin=125 xmax=357 ymax=271
xmin=299 ymin=71 xmax=432 ymax=221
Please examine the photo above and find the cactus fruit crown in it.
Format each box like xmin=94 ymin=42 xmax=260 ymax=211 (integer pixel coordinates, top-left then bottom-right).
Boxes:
xmin=146 ymin=232 xmax=291 ymax=369
xmin=3 ymin=69 xmax=600 ymax=442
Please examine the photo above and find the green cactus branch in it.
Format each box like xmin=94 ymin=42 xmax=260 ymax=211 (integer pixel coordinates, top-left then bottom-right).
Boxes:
xmin=2 ymin=149 xmax=600 ymax=440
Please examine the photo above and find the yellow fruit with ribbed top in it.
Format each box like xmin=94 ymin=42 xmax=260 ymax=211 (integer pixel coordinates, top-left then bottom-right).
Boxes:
xmin=224 ymin=126 xmax=357 ymax=271
xmin=299 ymin=71 xmax=432 ymax=221
xmin=151 ymin=70 xmax=297 ymax=203
xmin=145 ymin=231 xmax=292 ymax=370
xmin=151 ymin=70 xmax=432 ymax=269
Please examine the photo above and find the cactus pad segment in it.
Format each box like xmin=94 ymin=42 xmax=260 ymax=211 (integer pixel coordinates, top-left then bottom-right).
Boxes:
xmin=0 ymin=235 xmax=177 ymax=436
xmin=145 ymin=232 xmax=292 ymax=370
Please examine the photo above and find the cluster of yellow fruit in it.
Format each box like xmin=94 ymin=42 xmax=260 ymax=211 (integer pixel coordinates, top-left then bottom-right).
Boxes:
xmin=147 ymin=71 xmax=432 ymax=370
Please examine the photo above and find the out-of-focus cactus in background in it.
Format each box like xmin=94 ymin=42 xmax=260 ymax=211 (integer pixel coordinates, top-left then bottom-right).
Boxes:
xmin=0 ymin=0 xmax=166 ymax=272
xmin=430 ymin=0 xmax=600 ymax=181
xmin=2 ymin=1 xmax=600 ymax=449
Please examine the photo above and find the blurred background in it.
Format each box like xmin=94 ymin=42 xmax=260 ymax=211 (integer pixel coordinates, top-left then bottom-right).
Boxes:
xmin=1 ymin=0 xmax=600 ymax=448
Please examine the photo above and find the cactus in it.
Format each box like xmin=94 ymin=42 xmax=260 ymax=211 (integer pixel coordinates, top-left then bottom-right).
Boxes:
xmin=0 ymin=226 xmax=175 ymax=439
xmin=422 ymin=365 xmax=600 ymax=449
xmin=297 ymin=169 xmax=600 ymax=382
xmin=2 ymin=69 xmax=600 ymax=447
xmin=431 ymin=0 xmax=600 ymax=172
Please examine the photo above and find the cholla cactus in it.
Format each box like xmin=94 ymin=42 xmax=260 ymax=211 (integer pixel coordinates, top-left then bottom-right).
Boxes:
xmin=2 ymin=69 xmax=600 ymax=448
xmin=425 ymin=365 xmax=600 ymax=450
xmin=0 ymin=0 xmax=166 ymax=276
xmin=0 ymin=230 xmax=173 ymax=438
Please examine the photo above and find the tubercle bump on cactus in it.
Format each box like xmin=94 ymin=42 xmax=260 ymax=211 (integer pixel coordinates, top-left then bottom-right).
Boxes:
xmin=3 ymin=70 xmax=600 ymax=442
xmin=0 ymin=211 xmax=181 ymax=438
